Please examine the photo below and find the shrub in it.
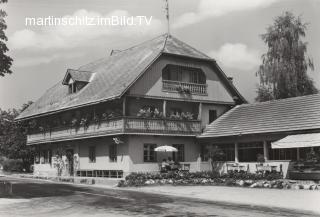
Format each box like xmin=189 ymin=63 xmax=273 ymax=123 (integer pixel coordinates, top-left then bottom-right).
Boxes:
xmin=2 ymin=159 xmax=24 ymax=172
xmin=120 ymin=170 xmax=283 ymax=187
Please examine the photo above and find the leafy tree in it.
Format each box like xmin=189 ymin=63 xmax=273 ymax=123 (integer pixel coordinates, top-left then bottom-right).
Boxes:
xmin=205 ymin=145 xmax=225 ymax=172
xmin=0 ymin=0 xmax=13 ymax=77
xmin=256 ymin=11 xmax=318 ymax=102
xmin=0 ymin=101 xmax=34 ymax=171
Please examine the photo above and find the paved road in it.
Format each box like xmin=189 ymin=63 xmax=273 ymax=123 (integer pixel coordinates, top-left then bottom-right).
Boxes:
xmin=0 ymin=177 xmax=318 ymax=217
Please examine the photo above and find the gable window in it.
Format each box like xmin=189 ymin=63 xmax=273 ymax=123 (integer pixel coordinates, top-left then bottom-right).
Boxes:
xmin=162 ymin=64 xmax=207 ymax=95
xmin=143 ymin=144 xmax=157 ymax=162
xmin=109 ymin=144 xmax=117 ymax=162
xmin=209 ymin=110 xmax=217 ymax=124
xmin=89 ymin=146 xmax=96 ymax=163
xmin=162 ymin=65 xmax=206 ymax=84
xmin=172 ymin=144 xmax=185 ymax=162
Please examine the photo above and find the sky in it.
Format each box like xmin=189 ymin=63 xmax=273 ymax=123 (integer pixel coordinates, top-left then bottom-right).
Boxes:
xmin=0 ymin=0 xmax=319 ymax=110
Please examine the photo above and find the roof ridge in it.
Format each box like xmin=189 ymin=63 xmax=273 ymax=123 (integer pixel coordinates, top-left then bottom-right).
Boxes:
xmin=118 ymin=33 xmax=167 ymax=53
xmin=166 ymin=35 xmax=213 ymax=59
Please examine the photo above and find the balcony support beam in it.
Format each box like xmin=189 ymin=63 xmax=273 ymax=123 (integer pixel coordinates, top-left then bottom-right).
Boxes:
xmin=122 ymin=96 xmax=126 ymax=116
xmin=163 ymin=100 xmax=167 ymax=117
xmin=198 ymin=102 xmax=202 ymax=120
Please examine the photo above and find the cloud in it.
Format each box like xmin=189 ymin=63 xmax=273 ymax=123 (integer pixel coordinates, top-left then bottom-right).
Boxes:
xmin=13 ymin=52 xmax=85 ymax=67
xmin=173 ymin=0 xmax=280 ymax=28
xmin=209 ymin=43 xmax=260 ymax=70
xmin=10 ymin=9 xmax=164 ymax=50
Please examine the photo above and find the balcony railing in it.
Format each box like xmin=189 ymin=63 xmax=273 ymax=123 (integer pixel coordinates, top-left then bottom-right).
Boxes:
xmin=162 ymin=80 xmax=207 ymax=95
xmin=27 ymin=117 xmax=201 ymax=145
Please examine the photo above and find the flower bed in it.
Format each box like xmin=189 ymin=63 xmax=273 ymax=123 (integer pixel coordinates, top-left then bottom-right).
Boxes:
xmin=117 ymin=171 xmax=320 ymax=190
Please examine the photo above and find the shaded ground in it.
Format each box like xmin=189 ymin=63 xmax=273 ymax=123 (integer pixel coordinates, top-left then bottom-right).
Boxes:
xmin=0 ymin=177 xmax=318 ymax=217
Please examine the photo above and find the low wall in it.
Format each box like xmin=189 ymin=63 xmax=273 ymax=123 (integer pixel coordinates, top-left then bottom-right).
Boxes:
xmin=33 ymin=164 xmax=57 ymax=177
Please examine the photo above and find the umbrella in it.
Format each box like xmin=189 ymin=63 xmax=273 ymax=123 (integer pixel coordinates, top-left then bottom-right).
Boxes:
xmin=155 ymin=145 xmax=178 ymax=152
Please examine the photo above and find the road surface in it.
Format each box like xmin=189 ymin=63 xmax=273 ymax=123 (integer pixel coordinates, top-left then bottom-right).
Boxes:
xmin=0 ymin=177 xmax=318 ymax=217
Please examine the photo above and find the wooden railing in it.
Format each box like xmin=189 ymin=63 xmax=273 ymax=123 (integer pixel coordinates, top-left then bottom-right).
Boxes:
xmin=162 ymin=80 xmax=207 ymax=95
xmin=124 ymin=117 xmax=201 ymax=135
xmin=27 ymin=118 xmax=124 ymax=145
xmin=27 ymin=117 xmax=201 ymax=145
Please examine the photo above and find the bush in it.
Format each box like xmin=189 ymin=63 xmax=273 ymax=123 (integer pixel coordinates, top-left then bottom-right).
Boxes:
xmin=2 ymin=159 xmax=24 ymax=172
xmin=120 ymin=170 xmax=283 ymax=187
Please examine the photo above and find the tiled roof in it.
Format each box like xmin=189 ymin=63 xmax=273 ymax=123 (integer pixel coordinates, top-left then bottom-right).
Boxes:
xmin=199 ymin=94 xmax=320 ymax=138
xmin=17 ymin=34 xmax=243 ymax=120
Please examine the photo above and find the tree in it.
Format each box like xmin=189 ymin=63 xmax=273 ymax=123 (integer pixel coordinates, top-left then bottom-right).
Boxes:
xmin=0 ymin=0 xmax=13 ymax=77
xmin=256 ymin=11 xmax=318 ymax=102
xmin=0 ymin=101 xmax=34 ymax=171
xmin=205 ymin=145 xmax=225 ymax=172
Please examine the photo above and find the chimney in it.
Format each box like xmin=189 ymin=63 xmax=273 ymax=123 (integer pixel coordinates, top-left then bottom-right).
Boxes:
xmin=110 ymin=49 xmax=121 ymax=56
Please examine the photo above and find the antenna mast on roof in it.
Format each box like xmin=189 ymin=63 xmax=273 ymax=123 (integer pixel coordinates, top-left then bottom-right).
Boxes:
xmin=164 ymin=0 xmax=170 ymax=35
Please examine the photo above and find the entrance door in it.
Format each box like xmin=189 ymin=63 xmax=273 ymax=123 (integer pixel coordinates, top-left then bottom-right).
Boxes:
xmin=66 ymin=149 xmax=74 ymax=176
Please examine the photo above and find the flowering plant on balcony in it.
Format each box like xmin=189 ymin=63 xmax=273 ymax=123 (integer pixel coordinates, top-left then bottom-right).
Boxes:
xmin=101 ymin=109 xmax=122 ymax=120
xmin=38 ymin=126 xmax=45 ymax=132
xmin=28 ymin=119 xmax=37 ymax=129
xmin=175 ymin=85 xmax=191 ymax=94
xmin=71 ymin=117 xmax=80 ymax=127
xmin=137 ymin=107 xmax=163 ymax=119
xmin=80 ymin=117 xmax=90 ymax=128
xmin=168 ymin=111 xmax=194 ymax=120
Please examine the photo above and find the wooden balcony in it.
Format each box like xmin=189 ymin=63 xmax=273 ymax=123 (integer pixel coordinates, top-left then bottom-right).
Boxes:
xmin=162 ymin=80 xmax=207 ymax=95
xmin=27 ymin=117 xmax=201 ymax=145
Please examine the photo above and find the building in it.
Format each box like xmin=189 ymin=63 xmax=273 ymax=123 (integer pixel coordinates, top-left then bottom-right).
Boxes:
xmin=16 ymin=34 xmax=245 ymax=178
xmin=199 ymin=93 xmax=320 ymax=178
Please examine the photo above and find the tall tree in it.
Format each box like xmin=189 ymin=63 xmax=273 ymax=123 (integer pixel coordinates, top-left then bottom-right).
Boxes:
xmin=0 ymin=101 xmax=34 ymax=171
xmin=0 ymin=0 xmax=12 ymax=77
xmin=256 ymin=11 xmax=318 ymax=102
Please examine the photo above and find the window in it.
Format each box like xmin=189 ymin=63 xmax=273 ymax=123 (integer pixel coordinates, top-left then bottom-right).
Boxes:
xmin=109 ymin=144 xmax=117 ymax=162
xmin=238 ymin=142 xmax=263 ymax=162
xmin=162 ymin=65 xmax=206 ymax=84
xmin=201 ymin=144 xmax=234 ymax=162
xmin=40 ymin=149 xmax=52 ymax=164
xmin=172 ymin=144 xmax=185 ymax=162
xmin=89 ymin=146 xmax=96 ymax=163
xmin=209 ymin=110 xmax=217 ymax=124
xmin=268 ymin=142 xmax=297 ymax=161
xmin=143 ymin=144 xmax=157 ymax=162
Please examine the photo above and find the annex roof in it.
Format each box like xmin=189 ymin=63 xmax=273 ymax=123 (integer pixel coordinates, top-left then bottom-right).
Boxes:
xmin=271 ymin=133 xmax=320 ymax=149
xmin=17 ymin=34 xmax=244 ymax=120
xmin=199 ymin=94 xmax=320 ymax=138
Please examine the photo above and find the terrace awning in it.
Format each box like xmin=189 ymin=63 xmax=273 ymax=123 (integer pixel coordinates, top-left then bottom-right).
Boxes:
xmin=271 ymin=133 xmax=320 ymax=149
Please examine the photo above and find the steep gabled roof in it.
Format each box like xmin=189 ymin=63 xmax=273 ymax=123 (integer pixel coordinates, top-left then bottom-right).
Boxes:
xmin=199 ymin=94 xmax=320 ymax=138
xmin=17 ymin=34 xmax=244 ymax=120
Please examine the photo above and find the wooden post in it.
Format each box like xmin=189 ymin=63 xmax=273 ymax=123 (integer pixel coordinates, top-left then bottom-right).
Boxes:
xmin=163 ymin=100 xmax=167 ymax=117
xmin=122 ymin=97 xmax=126 ymax=116
xmin=234 ymin=142 xmax=239 ymax=163
xmin=198 ymin=102 xmax=202 ymax=120
xmin=263 ymin=140 xmax=269 ymax=162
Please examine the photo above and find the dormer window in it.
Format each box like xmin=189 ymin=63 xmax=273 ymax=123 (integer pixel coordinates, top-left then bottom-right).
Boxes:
xmin=62 ymin=69 xmax=95 ymax=94
xmin=162 ymin=65 xmax=207 ymax=95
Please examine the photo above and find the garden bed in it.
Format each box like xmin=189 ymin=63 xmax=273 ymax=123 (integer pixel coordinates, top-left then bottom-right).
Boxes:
xmin=118 ymin=171 xmax=320 ymax=190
